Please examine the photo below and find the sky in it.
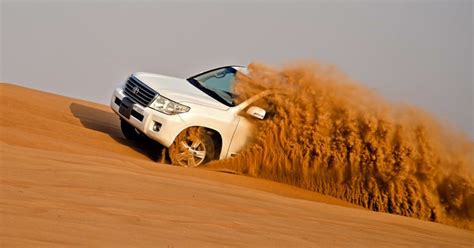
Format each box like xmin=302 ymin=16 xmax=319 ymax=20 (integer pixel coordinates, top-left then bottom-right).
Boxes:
xmin=1 ymin=0 xmax=472 ymax=137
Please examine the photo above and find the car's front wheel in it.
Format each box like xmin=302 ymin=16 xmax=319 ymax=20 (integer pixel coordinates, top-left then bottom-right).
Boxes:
xmin=169 ymin=127 xmax=216 ymax=167
xmin=120 ymin=119 xmax=142 ymax=140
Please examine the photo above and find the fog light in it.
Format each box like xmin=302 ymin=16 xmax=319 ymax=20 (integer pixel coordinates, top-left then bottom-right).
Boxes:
xmin=153 ymin=122 xmax=162 ymax=132
xmin=114 ymin=97 xmax=122 ymax=106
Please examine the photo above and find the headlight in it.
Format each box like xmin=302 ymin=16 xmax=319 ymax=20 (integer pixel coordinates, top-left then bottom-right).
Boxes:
xmin=149 ymin=95 xmax=190 ymax=115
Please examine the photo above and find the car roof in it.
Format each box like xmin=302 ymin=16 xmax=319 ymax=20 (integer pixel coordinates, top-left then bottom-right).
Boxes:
xmin=231 ymin=65 xmax=249 ymax=75
xmin=188 ymin=65 xmax=248 ymax=79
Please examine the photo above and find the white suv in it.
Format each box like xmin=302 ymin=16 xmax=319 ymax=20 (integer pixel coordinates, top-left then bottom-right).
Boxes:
xmin=110 ymin=66 xmax=267 ymax=167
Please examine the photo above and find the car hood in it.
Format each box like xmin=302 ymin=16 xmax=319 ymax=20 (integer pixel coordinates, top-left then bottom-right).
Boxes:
xmin=132 ymin=72 xmax=229 ymax=111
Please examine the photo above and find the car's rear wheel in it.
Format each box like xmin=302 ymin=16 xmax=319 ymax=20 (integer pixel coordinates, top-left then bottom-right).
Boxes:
xmin=169 ymin=127 xmax=216 ymax=167
xmin=120 ymin=119 xmax=142 ymax=140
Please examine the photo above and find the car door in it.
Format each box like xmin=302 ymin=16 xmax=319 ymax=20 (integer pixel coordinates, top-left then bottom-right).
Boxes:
xmin=226 ymin=115 xmax=255 ymax=157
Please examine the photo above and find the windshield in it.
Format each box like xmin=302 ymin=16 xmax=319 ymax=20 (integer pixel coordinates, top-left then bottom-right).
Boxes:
xmin=187 ymin=67 xmax=238 ymax=106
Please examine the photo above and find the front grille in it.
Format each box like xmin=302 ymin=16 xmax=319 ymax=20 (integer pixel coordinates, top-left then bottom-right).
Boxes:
xmin=123 ymin=76 xmax=158 ymax=106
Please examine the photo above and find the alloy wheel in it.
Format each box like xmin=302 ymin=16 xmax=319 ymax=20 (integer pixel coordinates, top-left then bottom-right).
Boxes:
xmin=175 ymin=138 xmax=207 ymax=167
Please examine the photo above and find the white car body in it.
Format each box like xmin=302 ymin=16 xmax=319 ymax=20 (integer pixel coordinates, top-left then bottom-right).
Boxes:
xmin=110 ymin=66 xmax=265 ymax=160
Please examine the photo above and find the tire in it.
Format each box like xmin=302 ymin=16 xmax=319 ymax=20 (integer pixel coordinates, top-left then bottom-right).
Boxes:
xmin=169 ymin=127 xmax=217 ymax=167
xmin=120 ymin=119 xmax=142 ymax=140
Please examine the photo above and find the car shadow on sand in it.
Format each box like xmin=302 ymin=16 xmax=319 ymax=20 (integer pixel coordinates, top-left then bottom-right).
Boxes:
xmin=69 ymin=103 xmax=167 ymax=162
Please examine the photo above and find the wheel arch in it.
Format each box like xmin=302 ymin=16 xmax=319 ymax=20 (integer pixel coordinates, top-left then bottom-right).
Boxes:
xmin=173 ymin=125 xmax=225 ymax=160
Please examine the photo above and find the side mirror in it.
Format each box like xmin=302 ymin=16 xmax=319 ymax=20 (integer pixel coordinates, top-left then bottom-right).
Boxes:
xmin=246 ymin=106 xmax=266 ymax=120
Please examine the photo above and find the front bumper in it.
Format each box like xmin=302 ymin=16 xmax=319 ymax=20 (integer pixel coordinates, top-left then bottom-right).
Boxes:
xmin=110 ymin=88 xmax=185 ymax=147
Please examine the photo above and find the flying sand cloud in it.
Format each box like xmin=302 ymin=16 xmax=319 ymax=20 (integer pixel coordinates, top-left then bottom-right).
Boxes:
xmin=209 ymin=62 xmax=474 ymax=229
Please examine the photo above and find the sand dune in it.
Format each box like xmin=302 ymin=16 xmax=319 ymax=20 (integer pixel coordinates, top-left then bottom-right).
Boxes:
xmin=1 ymin=83 xmax=473 ymax=247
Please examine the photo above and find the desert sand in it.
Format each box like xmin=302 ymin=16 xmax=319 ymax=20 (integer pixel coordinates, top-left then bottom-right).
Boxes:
xmin=1 ymin=83 xmax=473 ymax=247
